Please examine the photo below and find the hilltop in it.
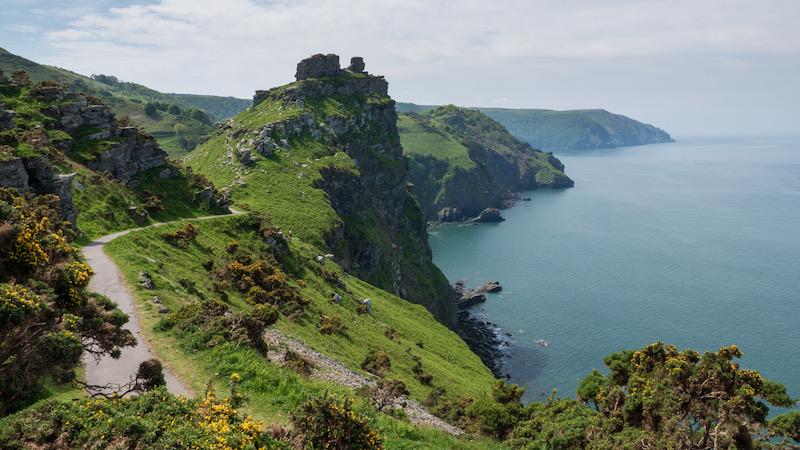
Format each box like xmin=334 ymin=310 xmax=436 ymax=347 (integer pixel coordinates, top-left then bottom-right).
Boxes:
xmin=185 ymin=54 xmax=458 ymax=324
xmin=397 ymin=102 xmax=675 ymax=150
xmin=399 ymin=105 xmax=573 ymax=222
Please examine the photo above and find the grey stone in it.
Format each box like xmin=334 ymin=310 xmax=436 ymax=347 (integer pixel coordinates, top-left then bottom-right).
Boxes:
xmin=346 ymin=57 xmax=365 ymax=74
xmin=296 ymin=53 xmax=341 ymax=80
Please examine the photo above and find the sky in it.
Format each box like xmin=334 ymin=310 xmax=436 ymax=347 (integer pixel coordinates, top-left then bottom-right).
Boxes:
xmin=1 ymin=0 xmax=799 ymax=136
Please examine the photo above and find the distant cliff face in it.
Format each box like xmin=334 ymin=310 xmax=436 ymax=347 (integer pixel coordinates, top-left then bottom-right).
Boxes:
xmin=0 ymin=71 xmax=168 ymax=227
xmin=188 ymin=55 xmax=457 ymax=325
xmin=477 ymin=108 xmax=675 ymax=150
xmin=400 ymin=105 xmax=574 ymax=222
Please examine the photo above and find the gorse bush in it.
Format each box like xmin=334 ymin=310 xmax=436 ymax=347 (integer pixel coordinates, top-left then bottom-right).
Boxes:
xmin=0 ymin=188 xmax=135 ymax=416
xmin=291 ymin=391 xmax=383 ymax=449
xmin=361 ymin=350 xmax=391 ymax=377
xmin=0 ymin=382 xmax=287 ymax=449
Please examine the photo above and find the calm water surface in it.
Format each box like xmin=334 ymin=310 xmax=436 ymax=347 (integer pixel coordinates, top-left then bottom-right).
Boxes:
xmin=428 ymin=136 xmax=800 ymax=407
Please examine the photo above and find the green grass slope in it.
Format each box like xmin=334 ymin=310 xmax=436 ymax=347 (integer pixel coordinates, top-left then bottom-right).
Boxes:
xmin=0 ymin=47 xmax=247 ymax=157
xmin=399 ymin=105 xmax=573 ymax=221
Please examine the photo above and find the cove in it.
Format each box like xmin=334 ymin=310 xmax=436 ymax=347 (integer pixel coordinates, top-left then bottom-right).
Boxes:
xmin=429 ymin=136 xmax=800 ymax=405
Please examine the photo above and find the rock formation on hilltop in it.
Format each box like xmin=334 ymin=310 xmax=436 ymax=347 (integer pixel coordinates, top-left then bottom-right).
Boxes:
xmin=190 ymin=55 xmax=458 ymax=325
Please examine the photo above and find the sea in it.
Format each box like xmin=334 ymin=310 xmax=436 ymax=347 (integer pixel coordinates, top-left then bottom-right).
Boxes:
xmin=428 ymin=136 xmax=800 ymax=411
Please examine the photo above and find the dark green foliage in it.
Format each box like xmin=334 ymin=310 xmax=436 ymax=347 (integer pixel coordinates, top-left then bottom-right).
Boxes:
xmin=511 ymin=398 xmax=596 ymax=449
xmin=157 ymin=299 xmax=270 ymax=353
xmin=161 ymin=222 xmax=199 ymax=246
xmin=317 ymin=314 xmax=345 ymax=334
xmin=361 ymin=350 xmax=391 ymax=376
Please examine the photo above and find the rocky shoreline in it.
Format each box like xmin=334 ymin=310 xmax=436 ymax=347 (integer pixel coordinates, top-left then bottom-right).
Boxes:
xmin=454 ymin=281 xmax=511 ymax=378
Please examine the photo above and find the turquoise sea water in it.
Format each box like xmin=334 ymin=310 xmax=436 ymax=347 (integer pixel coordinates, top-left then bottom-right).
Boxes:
xmin=428 ymin=136 xmax=800 ymax=407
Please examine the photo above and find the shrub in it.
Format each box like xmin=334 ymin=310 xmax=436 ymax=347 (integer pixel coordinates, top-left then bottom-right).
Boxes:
xmin=291 ymin=392 xmax=383 ymax=449
xmin=251 ymin=303 xmax=279 ymax=326
xmin=318 ymin=314 xmax=344 ymax=335
xmin=161 ymin=223 xmax=199 ymax=248
xmin=361 ymin=350 xmax=391 ymax=376
xmin=369 ymin=378 xmax=410 ymax=412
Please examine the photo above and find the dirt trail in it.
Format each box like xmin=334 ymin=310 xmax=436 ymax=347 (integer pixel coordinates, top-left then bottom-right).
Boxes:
xmin=81 ymin=210 xmax=244 ymax=398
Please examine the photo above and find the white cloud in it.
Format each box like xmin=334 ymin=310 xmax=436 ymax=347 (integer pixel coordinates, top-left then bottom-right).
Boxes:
xmin=16 ymin=0 xmax=798 ymax=134
xmin=5 ymin=25 xmax=41 ymax=33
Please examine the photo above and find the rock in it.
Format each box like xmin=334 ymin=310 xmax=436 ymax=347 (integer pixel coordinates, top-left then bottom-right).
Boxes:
xmin=478 ymin=281 xmax=502 ymax=293
xmin=346 ymin=57 xmax=365 ymax=74
xmin=0 ymin=158 xmax=29 ymax=190
xmin=158 ymin=168 xmax=173 ymax=178
xmin=50 ymin=173 xmax=78 ymax=226
xmin=138 ymin=271 xmax=154 ymax=290
xmin=456 ymin=310 xmax=506 ymax=378
xmin=296 ymin=53 xmax=342 ymax=80
xmin=0 ymin=68 xmax=7 ymax=84
xmin=128 ymin=206 xmax=148 ymax=225
xmin=193 ymin=187 xmax=214 ymax=210
xmin=469 ymin=207 xmax=505 ymax=223
xmin=0 ymin=103 xmax=14 ymax=130
xmin=458 ymin=291 xmax=486 ymax=309
xmin=437 ymin=207 xmax=462 ymax=222
xmin=158 ymin=306 xmax=171 ymax=314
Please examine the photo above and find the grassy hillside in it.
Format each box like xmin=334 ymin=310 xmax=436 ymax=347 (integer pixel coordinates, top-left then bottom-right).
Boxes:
xmin=0 ymin=47 xmax=248 ymax=157
xmin=185 ymin=74 xmax=458 ymax=324
xmin=478 ymin=107 xmax=674 ymax=149
xmin=104 ymin=214 xmax=496 ymax=406
xmin=397 ymin=102 xmax=674 ymax=150
xmin=171 ymin=93 xmax=251 ymax=120
xmin=399 ymin=105 xmax=573 ymax=221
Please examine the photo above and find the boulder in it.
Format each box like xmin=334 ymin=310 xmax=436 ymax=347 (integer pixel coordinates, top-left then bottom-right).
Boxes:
xmin=0 ymin=158 xmax=29 ymax=190
xmin=0 ymin=103 xmax=14 ymax=130
xmin=295 ymin=54 xmax=342 ymax=80
xmin=478 ymin=281 xmax=502 ymax=293
xmin=346 ymin=57 xmax=365 ymax=74
xmin=469 ymin=207 xmax=505 ymax=223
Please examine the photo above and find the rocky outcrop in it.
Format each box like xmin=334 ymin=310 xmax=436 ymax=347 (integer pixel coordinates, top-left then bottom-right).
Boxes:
xmin=295 ymin=54 xmax=367 ymax=81
xmin=245 ymin=55 xmax=458 ymax=325
xmin=468 ymin=207 xmax=505 ymax=223
xmin=84 ymin=127 xmax=167 ymax=181
xmin=478 ymin=281 xmax=502 ymax=293
xmin=0 ymin=80 xmax=168 ymax=225
xmin=0 ymin=155 xmax=78 ymax=225
xmin=0 ymin=68 xmax=8 ymax=84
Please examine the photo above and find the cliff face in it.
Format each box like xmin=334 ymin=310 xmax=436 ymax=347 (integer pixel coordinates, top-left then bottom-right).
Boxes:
xmin=400 ymin=105 xmax=574 ymax=221
xmin=477 ymin=107 xmax=675 ymax=150
xmin=0 ymin=71 xmax=168 ymax=227
xmin=189 ymin=55 xmax=457 ymax=325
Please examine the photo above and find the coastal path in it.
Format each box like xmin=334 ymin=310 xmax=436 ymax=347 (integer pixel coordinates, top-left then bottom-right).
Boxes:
xmin=81 ymin=210 xmax=243 ymax=398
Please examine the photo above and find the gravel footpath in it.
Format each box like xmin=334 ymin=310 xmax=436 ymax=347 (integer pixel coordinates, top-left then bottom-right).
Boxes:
xmin=81 ymin=211 xmax=244 ymax=398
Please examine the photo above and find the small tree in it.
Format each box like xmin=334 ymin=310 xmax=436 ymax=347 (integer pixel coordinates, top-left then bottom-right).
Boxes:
xmin=143 ymin=102 xmax=158 ymax=116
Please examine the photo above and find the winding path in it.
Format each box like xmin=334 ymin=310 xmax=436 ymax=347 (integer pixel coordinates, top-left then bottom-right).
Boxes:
xmin=81 ymin=210 xmax=243 ymax=398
